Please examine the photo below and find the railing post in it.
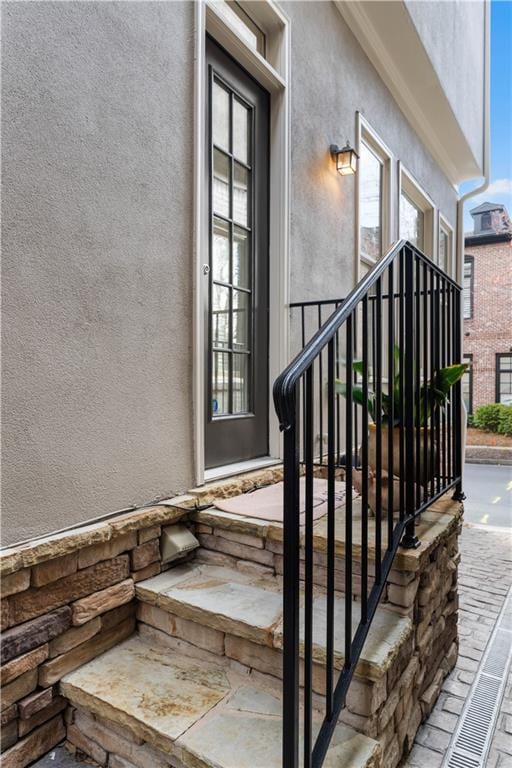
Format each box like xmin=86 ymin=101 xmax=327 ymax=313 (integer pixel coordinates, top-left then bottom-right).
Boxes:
xmin=402 ymin=248 xmax=420 ymax=549
xmin=282 ymin=386 xmax=300 ymax=768
xmin=452 ymin=286 xmax=466 ymax=501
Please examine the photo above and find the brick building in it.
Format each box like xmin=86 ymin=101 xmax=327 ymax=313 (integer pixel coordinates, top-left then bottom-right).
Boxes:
xmin=463 ymin=201 xmax=512 ymax=413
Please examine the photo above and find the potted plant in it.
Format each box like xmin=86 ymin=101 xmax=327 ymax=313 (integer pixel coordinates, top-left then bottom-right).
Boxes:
xmin=336 ymin=347 xmax=467 ymax=511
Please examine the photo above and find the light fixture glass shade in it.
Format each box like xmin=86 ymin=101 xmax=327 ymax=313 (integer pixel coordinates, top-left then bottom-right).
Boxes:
xmin=331 ymin=142 xmax=359 ymax=175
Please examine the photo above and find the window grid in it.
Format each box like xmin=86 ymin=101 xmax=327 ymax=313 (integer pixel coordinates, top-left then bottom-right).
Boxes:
xmin=463 ymin=256 xmax=474 ymax=320
xmin=210 ymin=74 xmax=254 ymax=419
xmin=496 ymin=354 xmax=512 ymax=405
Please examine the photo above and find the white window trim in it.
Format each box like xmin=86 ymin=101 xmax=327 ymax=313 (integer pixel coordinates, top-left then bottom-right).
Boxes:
xmin=193 ymin=0 xmax=290 ymax=484
xmin=355 ymin=113 xmax=394 ymax=282
xmin=398 ymin=162 xmax=436 ymax=258
xmin=438 ymin=213 xmax=455 ymax=277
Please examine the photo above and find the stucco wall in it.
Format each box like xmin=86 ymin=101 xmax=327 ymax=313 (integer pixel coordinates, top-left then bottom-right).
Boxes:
xmin=2 ymin=0 xmax=462 ymax=545
xmin=284 ymin=0 xmax=458 ymax=304
xmin=2 ymin=1 xmax=195 ymax=545
xmin=406 ymin=0 xmax=485 ymax=171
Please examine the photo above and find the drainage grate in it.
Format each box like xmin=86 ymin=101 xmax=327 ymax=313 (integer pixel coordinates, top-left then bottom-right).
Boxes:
xmin=444 ymin=588 xmax=512 ymax=768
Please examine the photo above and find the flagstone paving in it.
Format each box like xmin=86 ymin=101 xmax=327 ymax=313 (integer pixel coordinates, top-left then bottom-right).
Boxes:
xmin=33 ymin=522 xmax=512 ymax=768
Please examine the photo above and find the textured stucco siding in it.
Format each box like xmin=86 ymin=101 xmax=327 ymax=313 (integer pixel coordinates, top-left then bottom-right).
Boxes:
xmin=283 ymin=1 xmax=458 ymax=304
xmin=406 ymin=0 xmax=485 ymax=170
xmin=2 ymin=1 xmax=460 ymax=545
xmin=2 ymin=1 xmax=195 ymax=544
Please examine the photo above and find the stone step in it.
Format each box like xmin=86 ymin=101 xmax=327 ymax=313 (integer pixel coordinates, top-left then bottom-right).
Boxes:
xmin=192 ymin=494 xmax=461 ymax=577
xmin=135 ymin=562 xmax=413 ymax=689
xmin=61 ymin=635 xmax=382 ymax=768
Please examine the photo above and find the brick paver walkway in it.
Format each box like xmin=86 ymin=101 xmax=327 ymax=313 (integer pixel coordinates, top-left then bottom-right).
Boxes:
xmin=404 ymin=523 xmax=512 ymax=768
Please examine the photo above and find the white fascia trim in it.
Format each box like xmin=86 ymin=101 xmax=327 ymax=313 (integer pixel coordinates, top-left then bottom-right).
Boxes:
xmin=335 ymin=0 xmax=482 ymax=185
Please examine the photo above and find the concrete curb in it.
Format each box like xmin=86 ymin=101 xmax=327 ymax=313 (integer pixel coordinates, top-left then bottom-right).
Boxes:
xmin=466 ymin=445 xmax=512 ymax=465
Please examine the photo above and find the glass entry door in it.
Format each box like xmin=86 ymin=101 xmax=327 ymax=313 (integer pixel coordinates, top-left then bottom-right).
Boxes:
xmin=205 ymin=37 xmax=269 ymax=469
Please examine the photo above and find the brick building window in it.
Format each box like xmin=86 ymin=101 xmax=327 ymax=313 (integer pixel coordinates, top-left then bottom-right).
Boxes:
xmin=462 ymin=354 xmax=473 ymax=414
xmin=463 ymin=256 xmax=474 ymax=319
xmin=496 ymin=354 xmax=512 ymax=405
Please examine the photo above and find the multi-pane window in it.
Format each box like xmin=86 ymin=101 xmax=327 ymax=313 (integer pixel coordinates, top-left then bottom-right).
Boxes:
xmin=463 ymin=256 xmax=474 ymax=319
xmin=359 ymin=142 xmax=383 ymax=262
xmin=497 ymin=355 xmax=512 ymax=405
xmin=438 ymin=222 xmax=452 ymax=274
xmin=400 ymin=191 xmax=424 ymax=250
xmin=210 ymin=77 xmax=253 ymax=416
xmin=462 ymin=354 xmax=473 ymax=415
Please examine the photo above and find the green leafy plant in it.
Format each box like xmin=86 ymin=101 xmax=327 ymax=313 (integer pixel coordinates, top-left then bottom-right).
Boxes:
xmin=336 ymin=344 xmax=467 ymax=428
xmin=473 ymin=403 xmax=512 ymax=436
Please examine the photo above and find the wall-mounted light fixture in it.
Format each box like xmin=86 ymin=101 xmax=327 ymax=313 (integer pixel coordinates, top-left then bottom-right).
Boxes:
xmin=330 ymin=141 xmax=358 ymax=176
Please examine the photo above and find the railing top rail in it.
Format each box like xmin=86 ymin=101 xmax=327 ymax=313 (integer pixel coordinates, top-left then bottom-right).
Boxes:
xmin=289 ymin=298 xmax=345 ymax=308
xmin=273 ymin=239 xmax=461 ymax=430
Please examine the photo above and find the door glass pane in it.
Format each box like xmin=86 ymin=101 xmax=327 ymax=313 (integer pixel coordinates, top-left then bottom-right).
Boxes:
xmin=360 ymin=143 xmax=382 ymax=261
xmin=212 ymin=352 xmax=230 ymax=415
xmin=233 ymin=163 xmax=249 ymax=226
xmin=400 ymin=192 xmax=424 ymax=250
xmin=439 ymin=229 xmax=449 ymax=272
xmin=233 ymin=290 xmax=250 ymax=350
xmin=232 ymin=353 xmax=249 ymax=413
xmin=233 ymin=227 xmax=250 ymax=288
xmin=213 ymin=149 xmax=230 ymax=218
xmin=212 ymin=218 xmax=230 ymax=283
xmin=233 ymin=100 xmax=250 ymax=164
xmin=213 ymin=81 xmax=230 ymax=151
xmin=212 ymin=284 xmax=230 ymax=349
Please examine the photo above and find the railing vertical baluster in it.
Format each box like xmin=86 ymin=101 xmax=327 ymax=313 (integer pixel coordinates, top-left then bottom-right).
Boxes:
xmin=434 ymin=272 xmax=441 ymax=494
xmin=387 ymin=263 xmax=395 ymax=551
xmin=415 ymin=259 xmax=422 ymax=506
xmin=429 ymin=267 xmax=435 ymax=500
xmin=423 ymin=262 xmax=429 ymax=503
xmin=282 ymin=386 xmax=300 ymax=768
xmin=318 ymin=305 xmax=324 ymax=466
xmin=375 ymin=278 xmax=382 ymax=583
xmin=335 ymin=312 xmax=341 ymax=465
xmin=441 ymin=277 xmax=447 ymax=487
xmin=403 ymin=247 xmax=418 ymax=548
xmin=345 ymin=315 xmax=353 ymax=669
xmin=361 ymin=297 xmax=369 ymax=623
xmin=302 ymin=307 xmax=306 ymax=465
xmin=447 ymin=285 xmax=453 ymax=483
xmin=399 ymin=251 xmax=405 ymax=521
xmin=304 ymin=368 xmax=314 ymax=768
xmin=453 ymin=287 xmax=463 ymax=499
xmin=326 ymin=339 xmax=336 ymax=719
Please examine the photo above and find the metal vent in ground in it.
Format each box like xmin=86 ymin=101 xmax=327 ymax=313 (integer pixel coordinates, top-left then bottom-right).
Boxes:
xmin=444 ymin=588 xmax=512 ymax=768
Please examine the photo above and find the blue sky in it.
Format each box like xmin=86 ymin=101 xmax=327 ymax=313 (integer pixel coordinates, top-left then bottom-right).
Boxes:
xmin=462 ymin=0 xmax=512 ymax=230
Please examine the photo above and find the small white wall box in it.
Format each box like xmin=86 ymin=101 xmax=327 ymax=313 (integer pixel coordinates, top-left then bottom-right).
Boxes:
xmin=160 ymin=524 xmax=199 ymax=564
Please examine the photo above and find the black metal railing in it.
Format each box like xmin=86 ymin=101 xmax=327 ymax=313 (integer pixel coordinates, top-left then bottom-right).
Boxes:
xmin=274 ymin=240 xmax=463 ymax=768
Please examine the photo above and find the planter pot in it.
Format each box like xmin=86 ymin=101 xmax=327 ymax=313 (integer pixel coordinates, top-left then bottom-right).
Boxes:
xmin=367 ymin=423 xmax=436 ymax=488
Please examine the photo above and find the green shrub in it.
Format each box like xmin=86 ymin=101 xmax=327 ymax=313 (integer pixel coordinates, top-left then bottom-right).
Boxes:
xmin=474 ymin=403 xmax=512 ymax=434
xmin=498 ymin=405 xmax=512 ymax=436
xmin=467 ymin=413 xmax=474 ymax=427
